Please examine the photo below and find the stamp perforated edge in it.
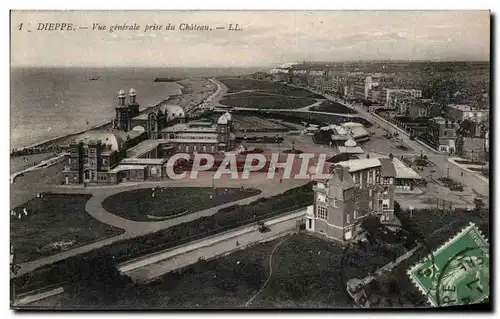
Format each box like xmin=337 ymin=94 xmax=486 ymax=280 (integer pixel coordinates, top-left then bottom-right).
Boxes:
xmin=406 ymin=222 xmax=489 ymax=307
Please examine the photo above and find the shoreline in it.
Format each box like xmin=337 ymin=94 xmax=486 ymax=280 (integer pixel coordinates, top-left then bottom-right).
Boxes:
xmin=11 ymin=98 xmax=171 ymax=153
xmin=11 ymin=78 xmax=218 ymax=157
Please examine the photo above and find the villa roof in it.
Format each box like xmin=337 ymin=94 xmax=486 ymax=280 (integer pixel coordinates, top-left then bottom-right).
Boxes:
xmin=337 ymin=158 xmax=382 ymax=173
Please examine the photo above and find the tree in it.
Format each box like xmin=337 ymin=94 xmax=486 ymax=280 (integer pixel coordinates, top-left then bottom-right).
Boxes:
xmin=473 ymin=198 xmax=486 ymax=213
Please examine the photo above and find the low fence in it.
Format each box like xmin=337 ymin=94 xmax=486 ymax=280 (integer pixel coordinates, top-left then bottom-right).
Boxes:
xmin=118 ymin=207 xmax=308 ymax=283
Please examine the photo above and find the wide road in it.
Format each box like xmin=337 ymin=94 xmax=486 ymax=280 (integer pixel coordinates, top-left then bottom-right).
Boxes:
xmin=319 ymin=92 xmax=489 ymax=198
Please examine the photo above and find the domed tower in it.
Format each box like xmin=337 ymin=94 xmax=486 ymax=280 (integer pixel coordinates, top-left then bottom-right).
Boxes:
xmin=115 ymin=89 xmax=131 ymax=132
xmin=118 ymin=89 xmax=126 ymax=106
xmin=128 ymin=88 xmax=140 ymax=118
xmin=217 ymin=113 xmax=231 ymax=151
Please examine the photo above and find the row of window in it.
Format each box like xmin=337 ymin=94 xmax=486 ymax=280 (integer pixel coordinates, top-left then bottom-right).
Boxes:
xmin=317 ymin=206 xmax=328 ymax=220
xmin=176 ymin=135 xmax=217 ymax=140
xmin=176 ymin=144 xmax=217 ymax=152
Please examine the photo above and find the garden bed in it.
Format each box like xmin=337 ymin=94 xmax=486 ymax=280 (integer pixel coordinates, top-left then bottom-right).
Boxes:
xmin=454 ymin=159 xmax=487 ymax=166
xmin=102 ymin=187 xmax=262 ymax=222
xmin=10 ymin=193 xmax=125 ymax=263
xmin=219 ymin=94 xmax=317 ymax=110
xmin=437 ymin=177 xmax=464 ymax=191
xmin=310 ymin=100 xmax=357 ymax=114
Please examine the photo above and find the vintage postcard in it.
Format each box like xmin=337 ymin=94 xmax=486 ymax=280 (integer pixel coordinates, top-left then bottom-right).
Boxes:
xmin=10 ymin=10 xmax=491 ymax=310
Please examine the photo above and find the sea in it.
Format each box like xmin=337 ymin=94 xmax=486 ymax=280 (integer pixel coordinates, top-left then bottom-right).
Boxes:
xmin=10 ymin=67 xmax=263 ymax=150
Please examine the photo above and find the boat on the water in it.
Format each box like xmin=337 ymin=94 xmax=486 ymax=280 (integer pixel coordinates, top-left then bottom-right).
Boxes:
xmin=154 ymin=77 xmax=180 ymax=82
xmin=89 ymin=76 xmax=101 ymax=81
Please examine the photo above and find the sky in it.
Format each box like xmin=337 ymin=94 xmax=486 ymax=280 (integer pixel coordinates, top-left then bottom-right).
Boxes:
xmin=10 ymin=10 xmax=491 ymax=67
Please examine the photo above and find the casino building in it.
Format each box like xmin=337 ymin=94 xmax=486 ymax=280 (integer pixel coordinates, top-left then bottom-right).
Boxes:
xmin=63 ymin=89 xmax=235 ymax=185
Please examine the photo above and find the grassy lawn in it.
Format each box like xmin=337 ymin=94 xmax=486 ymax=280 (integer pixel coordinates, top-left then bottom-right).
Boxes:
xmin=10 ymin=193 xmax=124 ymax=263
xmin=31 ymin=234 xmax=356 ymax=309
xmin=232 ymin=115 xmax=289 ymax=132
xmin=310 ymin=100 xmax=358 ymax=114
xmin=395 ymin=201 xmax=489 ymax=252
xmin=219 ymin=94 xmax=317 ymax=110
xmin=218 ymin=78 xmax=322 ymax=99
xmin=469 ymin=167 xmax=490 ymax=177
xmin=219 ymin=77 xmax=286 ymax=92
xmin=14 ymin=183 xmax=314 ymax=295
xmin=102 ymin=187 xmax=262 ymax=222
xmin=31 ymin=232 xmax=430 ymax=309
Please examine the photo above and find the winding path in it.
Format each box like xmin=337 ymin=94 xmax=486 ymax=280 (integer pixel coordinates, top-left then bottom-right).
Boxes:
xmin=244 ymin=234 xmax=292 ymax=307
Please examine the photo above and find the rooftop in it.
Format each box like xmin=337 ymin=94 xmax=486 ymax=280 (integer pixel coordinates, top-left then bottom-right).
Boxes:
xmin=126 ymin=140 xmax=161 ymax=158
xmin=161 ymin=123 xmax=217 ymax=133
xmin=108 ymin=165 xmax=147 ymax=173
xmin=379 ymin=158 xmax=397 ymax=177
xmin=391 ymin=158 xmax=422 ymax=180
xmin=447 ymin=104 xmax=488 ymax=112
xmin=120 ymin=158 xmax=168 ymax=165
xmin=132 ymin=113 xmax=150 ymax=120
xmin=337 ymin=158 xmax=382 ymax=173
xmin=75 ymin=129 xmax=142 ymax=151
xmin=337 ymin=146 xmax=365 ymax=154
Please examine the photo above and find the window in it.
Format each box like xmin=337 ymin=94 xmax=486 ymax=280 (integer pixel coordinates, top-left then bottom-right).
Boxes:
xmin=379 ymin=199 xmax=383 ymax=206
xmin=317 ymin=194 xmax=326 ymax=203
xmin=84 ymin=171 xmax=90 ymax=179
xmin=346 ymin=212 xmax=351 ymax=223
xmin=317 ymin=206 xmax=328 ymax=220
xmin=102 ymin=158 xmax=108 ymax=166
xmin=382 ymin=199 xmax=390 ymax=208
xmin=308 ymin=219 xmax=312 ymax=229
xmin=353 ymin=210 xmax=358 ymax=219
xmin=369 ymin=189 xmax=373 ymax=197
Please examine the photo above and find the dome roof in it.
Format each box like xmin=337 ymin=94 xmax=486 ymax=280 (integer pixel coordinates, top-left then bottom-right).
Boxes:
xmin=217 ymin=113 xmax=228 ymax=124
xmin=132 ymin=125 xmax=145 ymax=133
xmin=129 ymin=88 xmax=137 ymax=96
xmin=77 ymin=131 xmax=125 ymax=151
xmin=161 ymin=104 xmax=185 ymax=120
xmin=344 ymin=139 xmax=357 ymax=147
xmin=118 ymin=89 xmax=126 ymax=97
xmin=223 ymin=112 xmax=232 ymax=121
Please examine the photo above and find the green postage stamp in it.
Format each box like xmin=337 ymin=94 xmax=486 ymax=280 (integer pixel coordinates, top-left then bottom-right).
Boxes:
xmin=407 ymin=222 xmax=489 ymax=307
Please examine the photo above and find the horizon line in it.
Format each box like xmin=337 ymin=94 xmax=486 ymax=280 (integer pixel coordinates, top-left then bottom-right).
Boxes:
xmin=10 ymin=60 xmax=491 ymax=69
